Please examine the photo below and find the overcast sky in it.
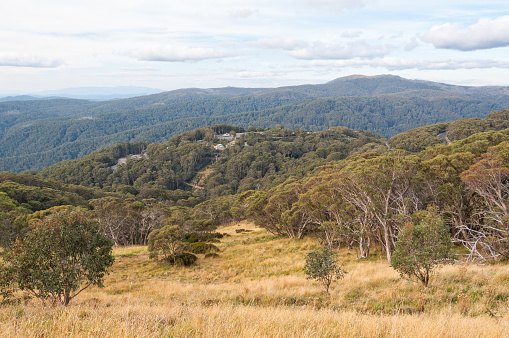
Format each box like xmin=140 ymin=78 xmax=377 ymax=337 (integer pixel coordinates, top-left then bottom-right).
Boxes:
xmin=1 ymin=0 xmax=509 ymax=93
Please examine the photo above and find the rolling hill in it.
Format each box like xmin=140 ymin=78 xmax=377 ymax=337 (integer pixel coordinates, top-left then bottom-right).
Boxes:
xmin=1 ymin=75 xmax=508 ymax=172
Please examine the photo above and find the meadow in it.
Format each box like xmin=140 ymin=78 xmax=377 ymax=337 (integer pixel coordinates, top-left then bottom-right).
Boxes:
xmin=1 ymin=222 xmax=509 ymax=337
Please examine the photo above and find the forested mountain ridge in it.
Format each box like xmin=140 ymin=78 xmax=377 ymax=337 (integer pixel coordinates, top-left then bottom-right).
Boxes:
xmin=2 ymin=75 xmax=509 ymax=172
xmin=2 ymin=123 xmax=385 ymax=246
xmin=37 ymin=125 xmax=385 ymax=199
xmin=388 ymin=108 xmax=509 ymax=152
xmin=2 ymin=113 xmax=509 ymax=262
xmin=212 ymin=92 xmax=499 ymax=136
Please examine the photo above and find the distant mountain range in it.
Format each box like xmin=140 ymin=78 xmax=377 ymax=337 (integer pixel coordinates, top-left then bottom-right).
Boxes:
xmin=1 ymin=75 xmax=509 ymax=172
xmin=0 ymin=86 xmax=163 ymax=102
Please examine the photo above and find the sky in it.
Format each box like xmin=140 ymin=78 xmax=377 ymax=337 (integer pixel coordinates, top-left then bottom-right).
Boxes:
xmin=1 ymin=0 xmax=509 ymax=93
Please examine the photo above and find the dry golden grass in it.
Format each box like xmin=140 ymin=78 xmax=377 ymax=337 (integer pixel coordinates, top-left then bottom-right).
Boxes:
xmin=2 ymin=222 xmax=509 ymax=337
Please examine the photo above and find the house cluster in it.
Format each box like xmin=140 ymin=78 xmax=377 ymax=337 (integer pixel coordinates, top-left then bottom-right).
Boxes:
xmin=213 ymin=132 xmax=248 ymax=151
xmin=111 ymin=153 xmax=149 ymax=171
xmin=216 ymin=133 xmax=234 ymax=141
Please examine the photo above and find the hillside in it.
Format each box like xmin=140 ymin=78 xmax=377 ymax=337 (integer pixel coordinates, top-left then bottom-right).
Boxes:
xmin=1 ymin=112 xmax=506 ymax=252
xmin=1 ymin=225 xmax=509 ymax=336
xmin=0 ymin=171 xmax=112 ymax=246
xmin=37 ymin=125 xmax=385 ymax=200
xmin=2 ymin=117 xmax=509 ymax=335
xmin=2 ymin=123 xmax=386 ymax=247
xmin=388 ymin=108 xmax=509 ymax=152
xmin=2 ymin=75 xmax=509 ymax=172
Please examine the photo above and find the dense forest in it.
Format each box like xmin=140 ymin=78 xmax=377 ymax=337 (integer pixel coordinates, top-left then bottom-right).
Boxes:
xmin=2 ymin=108 xmax=509 ymax=265
xmin=37 ymin=124 xmax=384 ymax=199
xmin=2 ymin=75 xmax=509 ymax=172
xmin=388 ymin=108 xmax=509 ymax=152
xmin=242 ymin=128 xmax=509 ymax=263
xmin=2 ymin=123 xmax=384 ymax=246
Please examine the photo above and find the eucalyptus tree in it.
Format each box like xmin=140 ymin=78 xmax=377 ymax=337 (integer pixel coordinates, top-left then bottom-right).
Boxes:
xmin=460 ymin=142 xmax=509 ymax=260
xmin=392 ymin=206 xmax=455 ymax=287
xmin=336 ymin=151 xmax=420 ymax=263
xmin=1 ymin=210 xmax=114 ymax=306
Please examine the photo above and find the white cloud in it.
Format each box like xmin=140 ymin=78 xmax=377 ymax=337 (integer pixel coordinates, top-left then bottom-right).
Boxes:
xmin=422 ymin=16 xmax=509 ymax=51
xmin=228 ymin=9 xmax=259 ymax=19
xmin=297 ymin=0 xmax=374 ymax=13
xmin=303 ymin=58 xmax=509 ymax=71
xmin=404 ymin=36 xmax=419 ymax=51
xmin=237 ymin=71 xmax=276 ymax=78
xmin=251 ymin=38 xmax=391 ymax=60
xmin=249 ymin=38 xmax=308 ymax=51
xmin=119 ymin=67 xmax=160 ymax=72
xmin=130 ymin=45 xmax=236 ymax=62
xmin=1 ymin=0 xmax=509 ymax=91
xmin=0 ymin=52 xmax=63 ymax=68
xmin=289 ymin=40 xmax=391 ymax=60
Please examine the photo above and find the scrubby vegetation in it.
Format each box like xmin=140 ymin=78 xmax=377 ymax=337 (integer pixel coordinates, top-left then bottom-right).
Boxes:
xmin=388 ymin=108 xmax=509 ymax=152
xmin=1 ymin=225 xmax=509 ymax=336
xmin=304 ymin=246 xmax=346 ymax=294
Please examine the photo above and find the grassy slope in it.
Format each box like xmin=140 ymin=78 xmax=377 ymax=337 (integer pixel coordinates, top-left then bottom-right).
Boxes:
xmin=1 ymin=223 xmax=509 ymax=337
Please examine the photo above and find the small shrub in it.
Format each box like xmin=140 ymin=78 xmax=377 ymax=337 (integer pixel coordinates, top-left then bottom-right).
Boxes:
xmin=168 ymin=252 xmax=197 ymax=266
xmin=304 ymin=246 xmax=346 ymax=294
xmin=148 ymin=225 xmax=188 ymax=265
xmin=391 ymin=206 xmax=455 ymax=287
xmin=190 ymin=242 xmax=219 ymax=254
xmin=205 ymin=252 xmax=220 ymax=259
xmin=235 ymin=229 xmax=252 ymax=233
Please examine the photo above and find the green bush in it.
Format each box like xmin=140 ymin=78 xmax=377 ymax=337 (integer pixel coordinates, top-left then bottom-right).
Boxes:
xmin=391 ymin=206 xmax=455 ymax=287
xmin=205 ymin=252 xmax=220 ymax=259
xmin=190 ymin=242 xmax=220 ymax=254
xmin=148 ymin=225 xmax=188 ymax=264
xmin=304 ymin=246 xmax=346 ymax=295
xmin=168 ymin=252 xmax=197 ymax=266
xmin=183 ymin=233 xmax=223 ymax=243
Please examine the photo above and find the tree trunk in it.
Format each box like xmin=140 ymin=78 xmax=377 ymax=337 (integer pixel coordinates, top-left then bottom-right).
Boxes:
xmin=383 ymin=222 xmax=392 ymax=264
xmin=63 ymin=288 xmax=71 ymax=306
xmin=359 ymin=235 xmax=370 ymax=258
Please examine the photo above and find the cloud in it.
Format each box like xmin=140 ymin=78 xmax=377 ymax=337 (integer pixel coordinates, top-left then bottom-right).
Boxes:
xmin=119 ymin=67 xmax=160 ymax=72
xmin=341 ymin=31 xmax=362 ymax=38
xmin=297 ymin=0 xmax=374 ymax=13
xmin=251 ymin=38 xmax=391 ymax=60
xmin=422 ymin=16 xmax=509 ymax=51
xmin=130 ymin=45 xmax=235 ymax=62
xmin=237 ymin=71 xmax=276 ymax=79
xmin=404 ymin=36 xmax=419 ymax=51
xmin=249 ymin=38 xmax=308 ymax=51
xmin=289 ymin=40 xmax=391 ymax=60
xmin=303 ymin=58 xmax=509 ymax=71
xmin=228 ymin=9 xmax=259 ymax=19
xmin=0 ymin=52 xmax=63 ymax=68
